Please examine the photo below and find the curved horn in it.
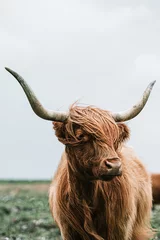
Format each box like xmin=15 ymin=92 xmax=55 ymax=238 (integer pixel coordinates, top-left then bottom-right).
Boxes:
xmin=112 ymin=81 xmax=156 ymax=122
xmin=5 ymin=67 xmax=68 ymax=122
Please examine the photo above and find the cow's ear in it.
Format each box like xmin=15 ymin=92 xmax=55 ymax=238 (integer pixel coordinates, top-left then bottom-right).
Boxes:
xmin=52 ymin=122 xmax=66 ymax=143
xmin=117 ymin=123 xmax=130 ymax=143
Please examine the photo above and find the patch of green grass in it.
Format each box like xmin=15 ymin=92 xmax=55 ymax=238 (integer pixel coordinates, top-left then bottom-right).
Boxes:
xmin=0 ymin=186 xmax=61 ymax=240
xmin=152 ymin=206 xmax=160 ymax=239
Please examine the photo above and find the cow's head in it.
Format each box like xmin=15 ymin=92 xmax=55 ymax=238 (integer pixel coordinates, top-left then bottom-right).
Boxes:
xmin=53 ymin=106 xmax=130 ymax=181
xmin=5 ymin=67 xmax=155 ymax=181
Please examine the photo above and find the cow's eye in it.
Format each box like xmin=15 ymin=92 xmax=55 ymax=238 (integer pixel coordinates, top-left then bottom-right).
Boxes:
xmin=75 ymin=129 xmax=85 ymax=140
xmin=75 ymin=129 xmax=89 ymax=142
xmin=77 ymin=134 xmax=84 ymax=140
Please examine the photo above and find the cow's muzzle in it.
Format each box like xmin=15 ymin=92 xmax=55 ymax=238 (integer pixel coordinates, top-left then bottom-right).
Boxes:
xmin=99 ymin=158 xmax=122 ymax=181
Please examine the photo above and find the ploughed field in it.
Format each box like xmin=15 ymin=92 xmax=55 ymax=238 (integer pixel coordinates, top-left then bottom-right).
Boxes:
xmin=0 ymin=181 xmax=160 ymax=240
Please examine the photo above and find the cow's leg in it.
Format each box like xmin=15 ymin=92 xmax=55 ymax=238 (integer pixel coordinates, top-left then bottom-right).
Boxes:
xmin=131 ymin=210 xmax=154 ymax=240
xmin=131 ymin=232 xmax=154 ymax=240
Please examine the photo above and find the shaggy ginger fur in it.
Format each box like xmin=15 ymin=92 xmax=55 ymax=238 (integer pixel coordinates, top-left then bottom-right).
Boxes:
xmin=49 ymin=106 xmax=153 ymax=240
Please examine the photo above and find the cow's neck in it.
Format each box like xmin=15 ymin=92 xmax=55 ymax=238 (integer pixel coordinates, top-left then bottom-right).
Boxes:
xmin=67 ymin=163 xmax=95 ymax=203
xmin=66 ymin=157 xmax=108 ymax=239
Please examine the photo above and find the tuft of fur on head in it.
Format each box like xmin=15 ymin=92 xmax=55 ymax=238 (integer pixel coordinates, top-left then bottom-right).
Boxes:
xmin=53 ymin=104 xmax=130 ymax=148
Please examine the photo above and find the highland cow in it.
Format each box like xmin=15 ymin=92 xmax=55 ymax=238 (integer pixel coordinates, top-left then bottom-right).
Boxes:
xmin=151 ymin=173 xmax=160 ymax=208
xmin=5 ymin=67 xmax=156 ymax=240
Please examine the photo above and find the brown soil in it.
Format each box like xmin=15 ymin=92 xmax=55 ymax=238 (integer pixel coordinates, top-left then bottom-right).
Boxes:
xmin=0 ymin=183 xmax=50 ymax=192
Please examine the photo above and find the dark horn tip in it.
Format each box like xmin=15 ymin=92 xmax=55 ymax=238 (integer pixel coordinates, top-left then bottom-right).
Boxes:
xmin=5 ymin=67 xmax=20 ymax=80
xmin=5 ymin=67 xmax=10 ymax=71
xmin=150 ymin=80 xmax=156 ymax=87
xmin=5 ymin=67 xmax=13 ymax=74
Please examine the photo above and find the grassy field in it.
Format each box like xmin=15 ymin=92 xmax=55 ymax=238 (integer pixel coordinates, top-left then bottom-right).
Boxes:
xmin=0 ymin=181 xmax=61 ymax=240
xmin=0 ymin=181 xmax=160 ymax=240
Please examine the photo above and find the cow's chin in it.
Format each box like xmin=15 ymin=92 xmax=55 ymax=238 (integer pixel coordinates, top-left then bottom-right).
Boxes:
xmin=92 ymin=167 xmax=122 ymax=181
xmin=87 ymin=174 xmax=121 ymax=182
xmin=99 ymin=174 xmax=118 ymax=181
xmin=98 ymin=172 xmax=122 ymax=181
xmin=83 ymin=172 xmax=117 ymax=182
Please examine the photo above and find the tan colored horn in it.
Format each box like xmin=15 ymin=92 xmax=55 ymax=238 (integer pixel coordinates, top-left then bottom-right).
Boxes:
xmin=5 ymin=67 xmax=68 ymax=122
xmin=112 ymin=81 xmax=156 ymax=122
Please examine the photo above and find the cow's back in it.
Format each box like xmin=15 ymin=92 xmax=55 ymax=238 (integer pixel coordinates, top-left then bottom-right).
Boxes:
xmin=151 ymin=173 xmax=160 ymax=204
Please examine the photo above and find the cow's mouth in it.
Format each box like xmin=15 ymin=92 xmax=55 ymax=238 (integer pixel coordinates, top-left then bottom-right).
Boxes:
xmin=100 ymin=172 xmax=122 ymax=181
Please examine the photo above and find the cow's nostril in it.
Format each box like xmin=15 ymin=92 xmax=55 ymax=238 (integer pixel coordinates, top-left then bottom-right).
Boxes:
xmin=105 ymin=161 xmax=113 ymax=169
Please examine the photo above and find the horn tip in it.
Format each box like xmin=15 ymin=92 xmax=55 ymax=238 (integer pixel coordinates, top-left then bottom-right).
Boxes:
xmin=5 ymin=67 xmax=13 ymax=74
xmin=5 ymin=67 xmax=19 ymax=80
xmin=150 ymin=80 xmax=156 ymax=87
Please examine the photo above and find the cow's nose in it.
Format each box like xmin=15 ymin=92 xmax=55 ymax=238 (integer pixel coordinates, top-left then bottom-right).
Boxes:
xmin=104 ymin=158 xmax=122 ymax=175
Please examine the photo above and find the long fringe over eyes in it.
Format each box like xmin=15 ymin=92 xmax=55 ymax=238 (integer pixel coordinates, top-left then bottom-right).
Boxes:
xmin=66 ymin=105 xmax=120 ymax=147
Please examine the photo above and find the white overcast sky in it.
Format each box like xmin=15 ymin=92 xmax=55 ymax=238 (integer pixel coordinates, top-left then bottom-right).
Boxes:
xmin=0 ymin=0 xmax=160 ymax=179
